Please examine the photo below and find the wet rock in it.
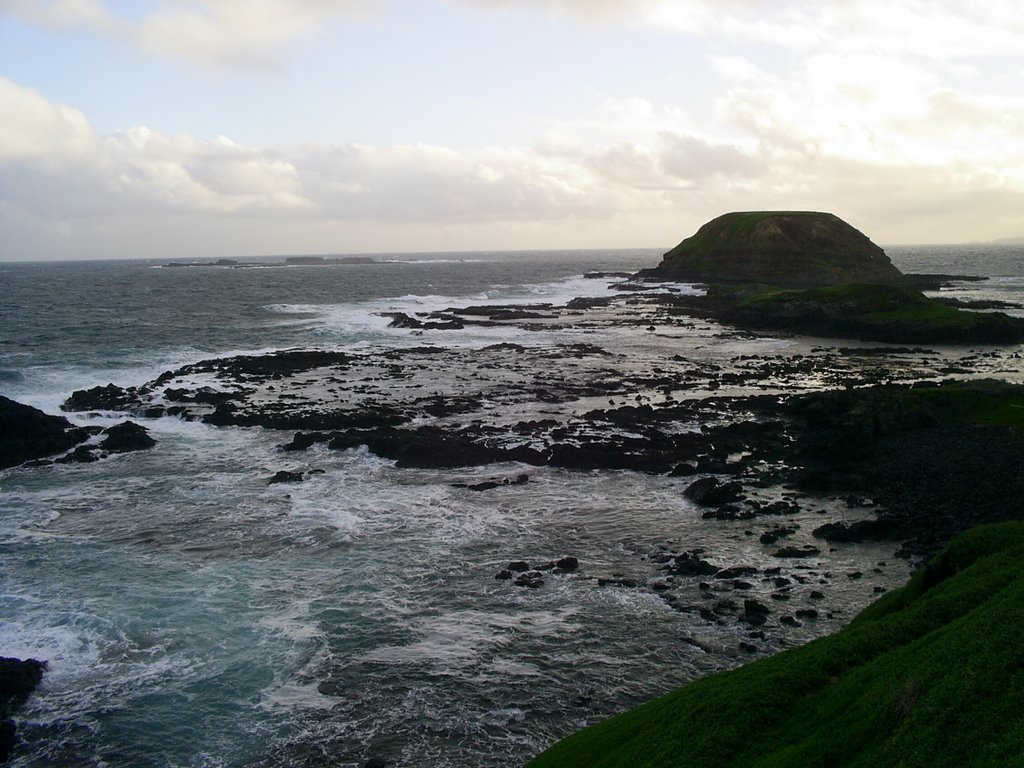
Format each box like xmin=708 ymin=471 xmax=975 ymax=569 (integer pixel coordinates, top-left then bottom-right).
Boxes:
xmin=281 ymin=432 xmax=327 ymax=452
xmin=99 ymin=421 xmax=156 ymax=453
xmin=1 ymin=657 xmax=46 ymax=762
xmin=269 ymin=470 xmax=305 ymax=485
xmin=684 ymin=477 xmax=744 ymax=506
xmin=494 ymin=570 xmax=513 ymax=581
xmin=364 ymin=758 xmax=387 ymax=768
xmin=62 ymin=383 xmax=139 ymax=412
xmin=507 ymin=561 xmax=530 ymax=573
xmin=773 ymin=545 xmax=821 ymax=559
xmin=701 ymin=506 xmax=756 ymax=521
xmin=515 ymin=572 xmax=545 ymax=588
xmin=760 ymin=526 xmax=797 ymax=545
xmin=597 ymin=577 xmax=641 ymax=588
xmin=740 ymin=599 xmax=771 ymax=626
xmin=55 ymin=445 xmax=100 ymax=464
xmin=796 ymin=608 xmax=819 ymax=620
xmin=0 ymin=395 xmax=97 ymax=469
xmin=554 ymin=556 xmax=579 ymax=573
xmin=812 ymin=519 xmax=902 ymax=543
xmin=384 ymin=312 xmax=464 ymax=330
xmin=664 ymin=551 xmax=720 ymax=577
xmin=714 ymin=566 xmax=759 ymax=580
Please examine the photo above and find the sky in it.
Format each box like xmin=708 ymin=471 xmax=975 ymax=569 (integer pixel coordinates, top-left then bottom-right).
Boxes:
xmin=1 ymin=1 xmax=1023 ymax=261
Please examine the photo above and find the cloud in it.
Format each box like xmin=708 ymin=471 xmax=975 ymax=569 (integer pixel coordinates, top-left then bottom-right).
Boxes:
xmin=450 ymin=0 xmax=663 ymax=22
xmin=1 ymin=0 xmax=376 ymax=68
xmin=0 ymin=0 xmax=125 ymax=35
xmin=0 ymin=77 xmax=97 ymax=165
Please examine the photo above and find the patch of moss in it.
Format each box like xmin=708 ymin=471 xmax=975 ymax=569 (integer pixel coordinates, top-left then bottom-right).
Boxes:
xmin=527 ymin=522 xmax=1024 ymax=768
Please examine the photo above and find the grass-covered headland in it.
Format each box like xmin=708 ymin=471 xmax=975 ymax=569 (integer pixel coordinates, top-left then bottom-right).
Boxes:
xmin=528 ymin=522 xmax=1024 ymax=767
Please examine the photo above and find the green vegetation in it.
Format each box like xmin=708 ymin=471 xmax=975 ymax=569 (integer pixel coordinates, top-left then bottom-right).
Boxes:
xmin=667 ymin=211 xmax=829 ymax=257
xmin=657 ymin=211 xmax=904 ymax=288
xmin=723 ymin=282 xmax=1024 ymax=343
xmin=528 ymin=523 xmax=1024 ymax=768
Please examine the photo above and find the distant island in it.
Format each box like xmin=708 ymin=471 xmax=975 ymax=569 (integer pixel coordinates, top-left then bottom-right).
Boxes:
xmin=163 ymin=255 xmax=377 ymax=268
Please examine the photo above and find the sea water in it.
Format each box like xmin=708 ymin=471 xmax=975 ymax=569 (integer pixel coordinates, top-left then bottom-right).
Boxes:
xmin=1 ymin=246 xmax=1022 ymax=767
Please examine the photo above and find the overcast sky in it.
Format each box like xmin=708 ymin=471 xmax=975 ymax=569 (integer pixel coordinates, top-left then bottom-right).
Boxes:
xmin=1 ymin=1 xmax=1023 ymax=261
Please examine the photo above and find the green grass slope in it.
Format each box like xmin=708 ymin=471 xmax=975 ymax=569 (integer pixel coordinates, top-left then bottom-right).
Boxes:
xmin=721 ymin=283 xmax=1024 ymax=343
xmin=658 ymin=212 xmax=904 ymax=287
xmin=527 ymin=523 xmax=1024 ymax=768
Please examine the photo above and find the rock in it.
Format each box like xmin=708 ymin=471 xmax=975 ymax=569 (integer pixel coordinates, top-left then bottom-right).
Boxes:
xmin=99 ymin=421 xmax=156 ymax=453
xmin=773 ymin=545 xmax=821 ymax=559
xmin=796 ymin=608 xmax=819 ymax=620
xmin=740 ymin=599 xmax=771 ymax=626
xmin=62 ymin=383 xmax=138 ymax=412
xmin=1 ymin=657 xmax=46 ymax=762
xmin=507 ymin=561 xmax=530 ymax=573
xmin=495 ymin=570 xmax=513 ymax=580
xmin=269 ymin=470 xmax=305 ymax=484
xmin=0 ymin=395 xmax=96 ymax=469
xmin=364 ymin=759 xmax=387 ymax=768
xmin=683 ymin=477 xmax=744 ymax=506
xmin=664 ymin=551 xmax=720 ymax=577
xmin=714 ymin=566 xmax=759 ymax=580
xmin=760 ymin=526 xmax=797 ymax=545
xmin=515 ymin=572 xmax=544 ymax=588
xmin=812 ymin=519 xmax=902 ymax=543
xmin=597 ymin=577 xmax=640 ymax=588
xmin=555 ymin=556 xmax=579 ymax=572
xmin=652 ymin=211 xmax=904 ymax=288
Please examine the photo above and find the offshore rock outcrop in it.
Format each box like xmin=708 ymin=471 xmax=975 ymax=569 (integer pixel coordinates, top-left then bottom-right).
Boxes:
xmin=651 ymin=211 xmax=905 ymax=287
xmin=0 ymin=395 xmax=95 ymax=469
xmin=0 ymin=657 xmax=46 ymax=763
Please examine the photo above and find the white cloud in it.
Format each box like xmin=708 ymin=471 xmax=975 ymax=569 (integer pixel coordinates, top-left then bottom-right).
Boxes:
xmin=0 ymin=77 xmax=98 ymax=165
xmin=1 ymin=0 xmax=376 ymax=68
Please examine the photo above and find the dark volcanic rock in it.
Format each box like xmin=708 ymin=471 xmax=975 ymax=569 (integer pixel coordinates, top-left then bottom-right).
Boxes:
xmin=269 ymin=470 xmax=305 ymax=485
xmin=1 ymin=657 xmax=46 ymax=762
xmin=62 ymin=383 xmax=139 ymax=412
xmin=813 ymin=519 xmax=902 ymax=543
xmin=652 ymin=211 xmax=904 ymax=288
xmin=0 ymin=395 xmax=96 ymax=469
xmin=665 ymin=551 xmax=719 ymax=577
xmin=99 ymin=421 xmax=156 ymax=453
xmin=683 ymin=477 xmax=744 ymax=506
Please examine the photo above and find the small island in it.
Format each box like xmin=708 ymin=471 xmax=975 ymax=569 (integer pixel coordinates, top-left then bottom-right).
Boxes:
xmin=644 ymin=211 xmax=1024 ymax=344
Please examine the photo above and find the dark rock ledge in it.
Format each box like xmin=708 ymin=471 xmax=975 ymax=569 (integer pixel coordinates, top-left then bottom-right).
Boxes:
xmin=0 ymin=657 xmax=46 ymax=763
xmin=1 ymin=395 xmax=156 ymax=469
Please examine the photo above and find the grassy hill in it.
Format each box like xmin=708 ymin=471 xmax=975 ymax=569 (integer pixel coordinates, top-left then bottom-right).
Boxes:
xmin=657 ymin=212 xmax=904 ymax=287
xmin=527 ymin=522 xmax=1024 ymax=768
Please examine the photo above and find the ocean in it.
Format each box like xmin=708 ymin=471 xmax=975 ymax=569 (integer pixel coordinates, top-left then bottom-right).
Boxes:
xmin=1 ymin=245 xmax=1022 ymax=767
